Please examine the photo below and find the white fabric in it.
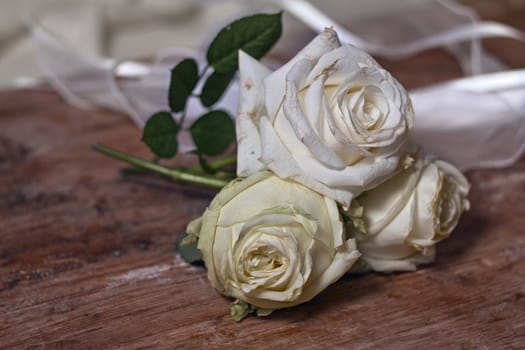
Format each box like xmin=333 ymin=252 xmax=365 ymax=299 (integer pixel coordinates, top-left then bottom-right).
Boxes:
xmin=410 ymin=70 xmax=525 ymax=170
xmin=278 ymin=0 xmax=513 ymax=75
xmin=18 ymin=0 xmax=525 ymax=168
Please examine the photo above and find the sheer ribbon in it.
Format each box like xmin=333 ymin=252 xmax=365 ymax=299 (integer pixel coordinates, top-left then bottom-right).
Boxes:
xmin=27 ymin=0 xmax=525 ymax=170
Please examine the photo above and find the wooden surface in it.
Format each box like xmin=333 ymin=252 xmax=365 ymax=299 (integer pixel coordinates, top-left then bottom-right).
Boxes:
xmin=1 ymin=2 xmax=525 ymax=349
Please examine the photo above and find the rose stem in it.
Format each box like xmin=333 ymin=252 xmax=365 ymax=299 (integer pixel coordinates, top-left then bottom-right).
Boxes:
xmin=92 ymin=144 xmax=229 ymax=188
xmin=187 ymin=154 xmax=237 ymax=175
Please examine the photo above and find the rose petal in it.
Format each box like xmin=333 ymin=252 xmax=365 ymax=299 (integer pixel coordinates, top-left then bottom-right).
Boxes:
xmin=264 ymin=28 xmax=341 ymax=120
xmin=283 ymin=59 xmax=347 ymax=169
xmin=237 ymin=51 xmax=272 ymax=176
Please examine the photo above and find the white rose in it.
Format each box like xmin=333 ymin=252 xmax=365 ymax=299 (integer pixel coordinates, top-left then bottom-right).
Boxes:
xmin=190 ymin=171 xmax=360 ymax=312
xmin=353 ymin=154 xmax=470 ymax=272
xmin=236 ymin=28 xmax=414 ymax=208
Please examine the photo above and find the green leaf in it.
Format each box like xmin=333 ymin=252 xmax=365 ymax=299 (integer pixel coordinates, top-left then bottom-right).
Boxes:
xmin=231 ymin=300 xmax=257 ymax=322
xmin=142 ymin=111 xmax=179 ymax=159
xmin=200 ymin=70 xmax=236 ymax=107
xmin=176 ymin=234 xmax=202 ymax=264
xmin=187 ymin=150 xmax=216 ymax=174
xmin=206 ymin=13 xmax=282 ymax=73
xmin=196 ymin=152 xmax=217 ymax=174
xmin=190 ymin=110 xmax=235 ymax=156
xmin=169 ymin=58 xmax=199 ymax=112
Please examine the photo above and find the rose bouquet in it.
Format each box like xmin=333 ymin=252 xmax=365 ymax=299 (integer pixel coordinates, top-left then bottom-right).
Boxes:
xmin=95 ymin=13 xmax=469 ymax=321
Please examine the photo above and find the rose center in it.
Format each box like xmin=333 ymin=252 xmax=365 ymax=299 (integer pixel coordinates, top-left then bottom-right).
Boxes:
xmin=243 ymin=246 xmax=288 ymax=277
xmin=346 ymin=85 xmax=387 ymax=131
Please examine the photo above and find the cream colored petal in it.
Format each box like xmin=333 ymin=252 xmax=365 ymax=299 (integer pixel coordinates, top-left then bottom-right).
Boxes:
xmin=358 ymin=194 xmax=417 ymax=260
xmin=360 ymin=246 xmax=435 ymax=273
xmin=360 ymin=159 xmax=420 ymax=234
xmin=258 ymin=123 xmax=356 ymax=206
xmin=435 ymin=160 xmax=470 ymax=194
xmin=306 ymin=45 xmax=370 ymax=85
xmin=238 ymin=50 xmax=271 ymax=115
xmin=264 ymin=28 xmax=341 ymax=119
xmin=294 ymin=153 xmax=400 ymax=189
xmin=197 ymin=207 xmax=223 ymax=290
xmin=259 ymin=116 xmax=302 ymax=178
xmin=409 ymin=161 xmax=441 ymax=245
xmin=185 ymin=216 xmax=202 ymax=237
xmin=198 ymin=172 xmax=274 ymax=291
xmin=236 ymin=115 xmax=265 ymax=177
xmin=283 ymin=59 xmax=347 ymax=169
xmin=295 ymin=238 xmax=361 ymax=305
xmin=273 ymin=98 xmax=314 ymax=158
xmin=302 ymin=78 xmax=324 ymax=132
xmin=236 ymin=51 xmax=272 ymax=176
xmin=216 ymin=173 xmax=330 ymax=231
xmin=237 ymin=238 xmax=360 ymax=310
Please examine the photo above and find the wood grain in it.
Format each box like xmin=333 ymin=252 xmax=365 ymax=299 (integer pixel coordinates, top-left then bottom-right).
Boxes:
xmin=1 ymin=1 xmax=525 ymax=349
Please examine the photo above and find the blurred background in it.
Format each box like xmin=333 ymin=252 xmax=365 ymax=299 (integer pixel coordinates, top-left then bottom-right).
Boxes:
xmin=1 ymin=0 xmax=523 ymax=87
